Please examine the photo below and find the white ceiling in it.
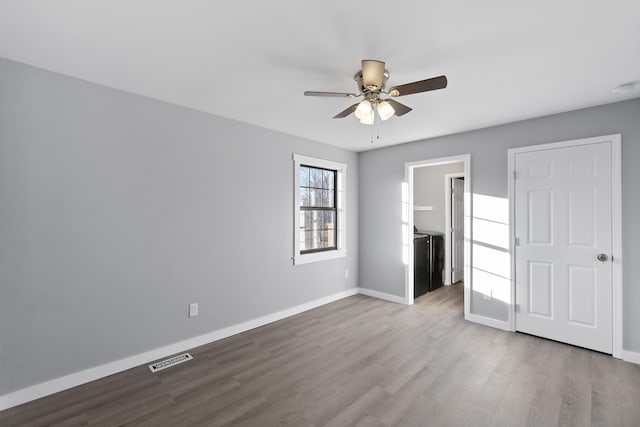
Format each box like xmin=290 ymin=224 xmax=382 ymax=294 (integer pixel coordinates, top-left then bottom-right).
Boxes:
xmin=1 ymin=1 xmax=639 ymax=151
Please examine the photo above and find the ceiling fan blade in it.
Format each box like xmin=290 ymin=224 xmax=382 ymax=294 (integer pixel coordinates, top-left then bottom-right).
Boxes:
xmin=385 ymin=99 xmax=412 ymax=116
xmin=304 ymin=91 xmax=357 ymax=98
xmin=361 ymin=60 xmax=386 ymax=90
xmin=333 ymin=103 xmax=360 ymax=119
xmin=388 ymin=75 xmax=447 ymax=97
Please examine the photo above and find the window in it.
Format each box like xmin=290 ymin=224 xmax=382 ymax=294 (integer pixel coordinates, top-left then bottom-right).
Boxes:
xmin=293 ymin=154 xmax=346 ymax=265
xmin=299 ymin=165 xmax=336 ymax=253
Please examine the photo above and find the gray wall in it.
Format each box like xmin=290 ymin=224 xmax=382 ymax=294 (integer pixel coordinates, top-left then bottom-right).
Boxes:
xmin=358 ymin=97 xmax=640 ymax=352
xmin=413 ymin=162 xmax=464 ymax=233
xmin=0 ymin=58 xmax=359 ymax=395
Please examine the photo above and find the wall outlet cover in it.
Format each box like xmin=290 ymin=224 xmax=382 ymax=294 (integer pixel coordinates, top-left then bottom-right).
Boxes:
xmin=189 ymin=303 xmax=199 ymax=317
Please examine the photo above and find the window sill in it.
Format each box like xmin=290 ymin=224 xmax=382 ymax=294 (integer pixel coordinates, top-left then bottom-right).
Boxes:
xmin=294 ymin=249 xmax=347 ymax=265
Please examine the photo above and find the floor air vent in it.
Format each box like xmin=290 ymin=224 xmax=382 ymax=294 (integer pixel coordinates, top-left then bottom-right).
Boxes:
xmin=148 ymin=353 xmax=193 ymax=373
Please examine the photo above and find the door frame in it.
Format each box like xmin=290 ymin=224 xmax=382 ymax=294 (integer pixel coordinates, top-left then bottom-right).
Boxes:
xmin=404 ymin=154 xmax=471 ymax=311
xmin=444 ymin=172 xmax=465 ymax=286
xmin=507 ymin=134 xmax=622 ymax=358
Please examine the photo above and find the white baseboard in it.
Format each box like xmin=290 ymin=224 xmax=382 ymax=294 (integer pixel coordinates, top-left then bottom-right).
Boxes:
xmin=621 ymin=349 xmax=640 ymax=365
xmin=0 ymin=287 xmax=359 ymax=411
xmin=358 ymin=287 xmax=406 ymax=305
xmin=465 ymin=312 xmax=512 ymax=331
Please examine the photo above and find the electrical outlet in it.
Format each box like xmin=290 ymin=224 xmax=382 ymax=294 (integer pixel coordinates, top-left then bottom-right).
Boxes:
xmin=189 ymin=303 xmax=199 ymax=317
xmin=345 ymin=268 xmax=349 ymax=278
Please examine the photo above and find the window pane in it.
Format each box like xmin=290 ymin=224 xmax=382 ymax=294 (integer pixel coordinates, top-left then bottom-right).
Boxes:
xmin=325 ymin=211 xmax=336 ymax=248
xmin=310 ymin=167 xmax=323 ymax=188
xmin=300 ymin=187 xmax=309 ymax=206
xmin=304 ymin=231 xmax=314 ymax=250
xmin=320 ymin=230 xmax=329 ymax=248
xmin=323 ymin=170 xmax=334 ymax=190
xmin=309 ymin=188 xmax=322 ymax=207
xmin=300 ymin=166 xmax=310 ymax=187
xmin=299 ymin=210 xmax=307 ymax=251
xmin=302 ymin=211 xmax=315 ymax=231
xmin=322 ymin=189 xmax=334 ymax=207
xmin=299 ymin=228 xmax=306 ymax=251
xmin=324 ymin=211 xmax=335 ymax=231
xmin=312 ymin=210 xmax=322 ymax=230
xmin=303 ymin=210 xmax=319 ymax=231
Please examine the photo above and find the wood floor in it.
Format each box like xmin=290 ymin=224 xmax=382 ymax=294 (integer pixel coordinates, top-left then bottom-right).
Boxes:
xmin=2 ymin=283 xmax=640 ymax=426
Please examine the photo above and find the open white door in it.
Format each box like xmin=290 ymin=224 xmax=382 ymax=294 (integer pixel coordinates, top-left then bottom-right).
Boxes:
xmin=451 ymin=178 xmax=464 ymax=283
xmin=514 ymin=140 xmax=613 ymax=353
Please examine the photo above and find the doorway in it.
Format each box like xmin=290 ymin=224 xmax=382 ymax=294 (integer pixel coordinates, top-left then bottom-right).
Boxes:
xmin=405 ymin=155 xmax=471 ymax=306
xmin=508 ymin=134 xmax=622 ymax=356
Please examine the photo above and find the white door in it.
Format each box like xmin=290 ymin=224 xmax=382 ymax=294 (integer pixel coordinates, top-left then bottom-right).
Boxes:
xmin=514 ymin=141 xmax=612 ymax=353
xmin=451 ymin=178 xmax=464 ymax=283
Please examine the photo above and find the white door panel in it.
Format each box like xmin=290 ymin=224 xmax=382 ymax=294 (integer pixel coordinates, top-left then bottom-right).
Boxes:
xmin=515 ymin=141 xmax=612 ymax=353
xmin=527 ymin=261 xmax=553 ymax=318
xmin=452 ymin=178 xmax=464 ymax=283
xmin=527 ymin=190 xmax=553 ymax=244
xmin=568 ymin=265 xmax=596 ymax=326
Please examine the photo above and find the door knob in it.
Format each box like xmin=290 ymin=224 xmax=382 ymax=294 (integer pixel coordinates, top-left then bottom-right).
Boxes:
xmin=597 ymin=253 xmax=609 ymax=262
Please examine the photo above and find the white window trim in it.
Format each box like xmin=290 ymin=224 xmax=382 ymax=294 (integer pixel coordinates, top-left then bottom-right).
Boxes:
xmin=293 ymin=154 xmax=347 ymax=265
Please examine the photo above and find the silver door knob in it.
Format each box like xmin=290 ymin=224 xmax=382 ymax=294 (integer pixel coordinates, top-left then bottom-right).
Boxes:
xmin=597 ymin=253 xmax=609 ymax=262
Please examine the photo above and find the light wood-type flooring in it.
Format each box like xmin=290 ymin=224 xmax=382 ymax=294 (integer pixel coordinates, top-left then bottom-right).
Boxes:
xmin=2 ymin=283 xmax=640 ymax=426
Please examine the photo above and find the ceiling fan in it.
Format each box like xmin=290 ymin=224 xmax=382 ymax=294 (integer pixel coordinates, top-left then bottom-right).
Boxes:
xmin=304 ymin=60 xmax=447 ymax=125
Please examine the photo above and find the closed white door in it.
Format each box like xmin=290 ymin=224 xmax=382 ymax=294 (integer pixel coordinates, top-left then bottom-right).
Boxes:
xmin=514 ymin=141 xmax=612 ymax=353
xmin=451 ymin=178 xmax=464 ymax=283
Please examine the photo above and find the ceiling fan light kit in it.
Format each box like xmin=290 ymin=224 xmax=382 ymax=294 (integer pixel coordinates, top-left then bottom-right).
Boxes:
xmin=360 ymin=113 xmax=375 ymax=125
xmin=355 ymin=100 xmax=373 ymax=120
xmin=377 ymin=100 xmax=395 ymax=121
xmin=305 ymin=59 xmax=447 ymax=125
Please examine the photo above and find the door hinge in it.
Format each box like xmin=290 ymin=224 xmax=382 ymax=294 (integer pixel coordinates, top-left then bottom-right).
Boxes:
xmin=515 ymin=303 xmax=520 ymax=313
xmin=513 ymin=170 xmax=518 ymax=180
xmin=515 ymin=237 xmax=520 ymax=246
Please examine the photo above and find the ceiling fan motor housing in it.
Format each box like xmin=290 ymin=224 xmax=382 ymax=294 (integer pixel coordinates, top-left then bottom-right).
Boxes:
xmin=355 ymin=60 xmax=389 ymax=93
